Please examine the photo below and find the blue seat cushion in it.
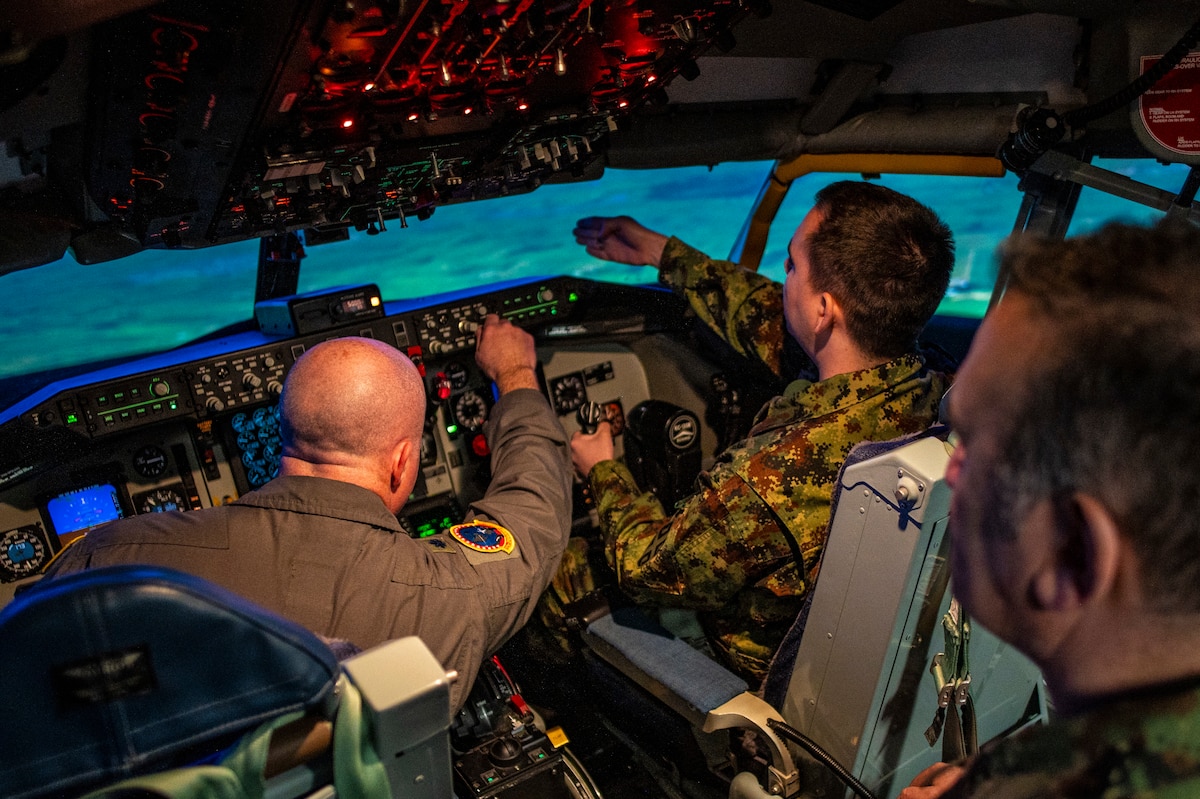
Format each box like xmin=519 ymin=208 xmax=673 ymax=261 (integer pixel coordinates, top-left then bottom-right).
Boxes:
xmin=0 ymin=564 xmax=340 ymax=799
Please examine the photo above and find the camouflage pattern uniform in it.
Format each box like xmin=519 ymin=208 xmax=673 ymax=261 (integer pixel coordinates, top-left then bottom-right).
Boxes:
xmin=942 ymin=679 xmax=1200 ymax=798
xmin=586 ymin=238 xmax=951 ymax=683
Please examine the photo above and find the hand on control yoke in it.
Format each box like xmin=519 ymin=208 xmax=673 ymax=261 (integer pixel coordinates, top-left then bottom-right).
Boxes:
xmin=570 ymin=404 xmax=614 ymax=479
xmin=573 ymin=216 xmax=669 ymax=268
xmin=475 ymin=314 xmax=538 ymax=394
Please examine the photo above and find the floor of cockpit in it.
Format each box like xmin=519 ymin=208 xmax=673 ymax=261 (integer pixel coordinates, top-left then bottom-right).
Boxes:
xmin=495 ymin=620 xmax=731 ymax=799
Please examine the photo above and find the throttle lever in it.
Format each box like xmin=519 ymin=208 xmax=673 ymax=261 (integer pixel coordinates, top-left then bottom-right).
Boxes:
xmin=576 ymin=401 xmax=605 ymax=435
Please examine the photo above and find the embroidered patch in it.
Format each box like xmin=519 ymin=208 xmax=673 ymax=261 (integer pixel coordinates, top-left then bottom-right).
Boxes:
xmin=448 ymin=521 xmax=515 ymax=554
xmin=424 ymin=538 xmax=450 ymax=550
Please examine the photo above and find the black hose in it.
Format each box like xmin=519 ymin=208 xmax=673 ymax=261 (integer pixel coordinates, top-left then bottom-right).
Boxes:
xmin=1062 ymin=14 xmax=1200 ymax=127
xmin=765 ymin=718 xmax=879 ymax=799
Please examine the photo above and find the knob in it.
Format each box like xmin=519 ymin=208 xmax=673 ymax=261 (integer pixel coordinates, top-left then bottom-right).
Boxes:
xmin=458 ymin=319 xmax=480 ymax=334
xmin=488 ymin=736 xmax=524 ymax=769
xmin=205 ymin=396 xmax=226 ymax=413
xmin=242 ymin=373 xmax=263 ymax=389
xmin=266 ymin=379 xmax=283 ymax=396
xmin=427 ymin=340 xmax=447 ymax=355
xmin=577 ymin=401 xmax=604 ymax=435
xmin=151 ymin=380 xmax=171 ymax=397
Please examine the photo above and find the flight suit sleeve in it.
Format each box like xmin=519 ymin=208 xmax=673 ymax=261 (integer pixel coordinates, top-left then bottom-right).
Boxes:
xmin=587 ymin=457 xmax=781 ymax=610
xmin=657 ymin=237 xmax=789 ymax=379
xmin=464 ymin=387 xmax=573 ymax=652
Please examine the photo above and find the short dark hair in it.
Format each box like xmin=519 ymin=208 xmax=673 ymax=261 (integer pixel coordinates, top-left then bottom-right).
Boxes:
xmin=996 ymin=218 xmax=1200 ymax=612
xmin=807 ymin=181 xmax=955 ymax=360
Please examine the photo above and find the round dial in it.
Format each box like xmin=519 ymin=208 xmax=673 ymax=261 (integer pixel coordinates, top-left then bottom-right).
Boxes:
xmin=132 ymin=445 xmax=169 ymax=478
xmin=137 ymin=485 xmax=188 ymax=514
xmin=1 ymin=527 xmax=47 ymax=579
xmin=443 ymin=361 xmax=470 ymax=390
xmin=453 ymin=390 xmax=490 ymax=430
xmin=549 ymin=373 xmax=586 ymax=415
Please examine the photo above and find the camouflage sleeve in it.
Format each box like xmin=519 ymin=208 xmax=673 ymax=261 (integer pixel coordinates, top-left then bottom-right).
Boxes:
xmin=587 ymin=457 xmax=788 ymax=610
xmin=658 ymin=237 xmax=788 ymax=379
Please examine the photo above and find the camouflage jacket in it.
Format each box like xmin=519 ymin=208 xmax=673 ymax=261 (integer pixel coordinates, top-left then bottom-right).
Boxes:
xmin=588 ymin=239 xmax=951 ymax=683
xmin=943 ymin=677 xmax=1200 ymax=798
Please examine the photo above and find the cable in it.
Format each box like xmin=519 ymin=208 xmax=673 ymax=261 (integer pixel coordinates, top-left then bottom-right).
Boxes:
xmin=766 ymin=718 xmax=879 ymax=799
xmin=999 ymin=14 xmax=1200 ymax=174
xmin=1063 ymin=14 xmax=1200 ymax=128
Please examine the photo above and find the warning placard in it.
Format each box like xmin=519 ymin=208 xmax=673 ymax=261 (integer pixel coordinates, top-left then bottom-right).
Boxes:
xmin=1139 ymin=52 xmax=1200 ymax=155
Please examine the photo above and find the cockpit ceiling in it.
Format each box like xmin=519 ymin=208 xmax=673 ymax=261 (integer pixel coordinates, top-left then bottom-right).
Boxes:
xmin=0 ymin=0 xmax=1178 ymax=269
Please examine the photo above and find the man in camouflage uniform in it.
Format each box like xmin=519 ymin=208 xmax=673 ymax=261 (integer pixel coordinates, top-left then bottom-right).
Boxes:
xmin=568 ymin=181 xmax=955 ymax=684
xmin=901 ymin=219 xmax=1200 ymax=798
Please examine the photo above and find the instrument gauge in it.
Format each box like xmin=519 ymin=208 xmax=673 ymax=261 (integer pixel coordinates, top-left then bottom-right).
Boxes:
xmin=0 ymin=526 xmax=48 ymax=579
xmin=135 ymin=485 xmax=188 ymax=514
xmin=549 ymin=373 xmax=586 ymax=416
xmin=132 ymin=445 xmax=169 ymax=478
xmin=453 ymin=390 xmax=490 ymax=431
xmin=444 ymin=361 xmax=470 ymax=390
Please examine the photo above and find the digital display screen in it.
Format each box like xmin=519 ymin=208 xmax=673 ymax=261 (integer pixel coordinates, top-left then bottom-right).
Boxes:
xmin=405 ymin=505 xmax=457 ymax=538
xmin=46 ymin=483 xmax=124 ymax=538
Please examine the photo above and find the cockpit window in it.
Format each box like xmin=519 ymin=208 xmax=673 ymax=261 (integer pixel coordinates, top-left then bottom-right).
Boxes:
xmin=0 ymin=158 xmax=1189 ymax=402
xmin=1067 ymin=158 xmax=1194 ymax=235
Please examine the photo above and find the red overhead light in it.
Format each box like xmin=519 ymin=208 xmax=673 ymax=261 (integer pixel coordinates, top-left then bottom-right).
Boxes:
xmin=341 ymin=118 xmax=354 ymax=128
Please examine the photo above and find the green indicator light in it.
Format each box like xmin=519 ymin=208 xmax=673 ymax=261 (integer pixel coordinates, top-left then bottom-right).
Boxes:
xmin=446 ymin=424 xmax=458 ymax=435
xmin=66 ymin=413 xmax=78 ymax=424
xmin=551 ymin=308 xmax=558 ymax=315
xmin=568 ymin=292 xmax=578 ymax=302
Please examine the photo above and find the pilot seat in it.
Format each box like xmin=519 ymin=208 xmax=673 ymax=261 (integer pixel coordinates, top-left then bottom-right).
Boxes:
xmin=0 ymin=564 xmax=600 ymax=799
xmin=549 ymin=428 xmax=1048 ymax=799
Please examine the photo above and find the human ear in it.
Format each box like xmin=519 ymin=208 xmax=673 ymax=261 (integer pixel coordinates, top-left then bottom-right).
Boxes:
xmin=390 ymin=439 xmax=418 ymax=496
xmin=1029 ymin=492 xmax=1121 ymax=611
xmin=813 ymin=292 xmax=842 ymax=334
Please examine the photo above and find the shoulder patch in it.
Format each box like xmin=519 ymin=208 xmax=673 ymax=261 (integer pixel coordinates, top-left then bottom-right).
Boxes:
xmin=422 ymin=537 xmax=452 ymax=551
xmin=448 ymin=521 xmax=516 ymax=554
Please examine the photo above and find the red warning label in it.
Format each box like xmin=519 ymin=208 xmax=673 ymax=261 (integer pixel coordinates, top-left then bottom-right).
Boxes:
xmin=1139 ymin=52 xmax=1200 ymax=155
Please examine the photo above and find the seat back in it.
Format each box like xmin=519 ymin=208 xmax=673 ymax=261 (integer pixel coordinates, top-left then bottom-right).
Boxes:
xmin=772 ymin=434 xmax=1047 ymax=797
xmin=0 ymin=565 xmax=455 ymax=799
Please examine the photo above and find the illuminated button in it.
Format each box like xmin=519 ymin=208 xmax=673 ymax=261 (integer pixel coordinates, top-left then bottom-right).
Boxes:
xmin=103 ymin=414 xmax=115 ymax=426
xmin=119 ymin=411 xmax=131 ymax=421
xmin=97 ymin=396 xmax=109 ymax=406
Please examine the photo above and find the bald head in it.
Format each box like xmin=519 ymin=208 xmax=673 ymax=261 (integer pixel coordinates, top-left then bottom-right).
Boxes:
xmin=279 ymin=338 xmax=426 ymax=471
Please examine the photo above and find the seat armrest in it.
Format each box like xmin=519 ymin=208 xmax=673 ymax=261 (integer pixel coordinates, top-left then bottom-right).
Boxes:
xmin=583 ymin=607 xmax=748 ymax=727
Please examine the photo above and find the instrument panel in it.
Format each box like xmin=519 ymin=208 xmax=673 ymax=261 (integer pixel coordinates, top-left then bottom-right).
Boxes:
xmin=0 ymin=276 xmax=703 ymax=601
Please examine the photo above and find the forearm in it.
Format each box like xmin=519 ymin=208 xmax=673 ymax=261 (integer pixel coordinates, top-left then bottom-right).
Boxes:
xmin=658 ymin=237 xmax=789 ymax=377
xmin=588 ymin=460 xmax=742 ymax=609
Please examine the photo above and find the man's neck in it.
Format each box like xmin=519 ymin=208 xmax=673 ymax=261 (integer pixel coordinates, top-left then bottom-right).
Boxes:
xmin=1042 ymin=613 xmax=1200 ymax=715
xmin=812 ymin=337 xmax=891 ymax=381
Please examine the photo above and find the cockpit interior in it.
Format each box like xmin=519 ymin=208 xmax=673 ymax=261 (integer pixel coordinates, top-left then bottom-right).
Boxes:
xmin=2 ymin=0 xmax=1200 ymax=796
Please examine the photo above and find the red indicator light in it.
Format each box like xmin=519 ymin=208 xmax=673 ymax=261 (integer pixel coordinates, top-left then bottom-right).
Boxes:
xmin=341 ymin=118 xmax=354 ymax=128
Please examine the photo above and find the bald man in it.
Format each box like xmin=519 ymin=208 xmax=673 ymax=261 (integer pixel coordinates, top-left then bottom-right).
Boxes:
xmin=45 ymin=316 xmax=572 ymax=711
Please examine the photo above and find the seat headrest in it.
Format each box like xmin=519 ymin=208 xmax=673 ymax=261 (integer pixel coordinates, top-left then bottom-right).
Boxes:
xmin=0 ymin=565 xmax=340 ymax=799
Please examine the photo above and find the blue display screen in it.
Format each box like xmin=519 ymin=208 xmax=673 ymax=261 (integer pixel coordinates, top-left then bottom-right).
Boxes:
xmin=46 ymin=483 xmax=123 ymax=537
